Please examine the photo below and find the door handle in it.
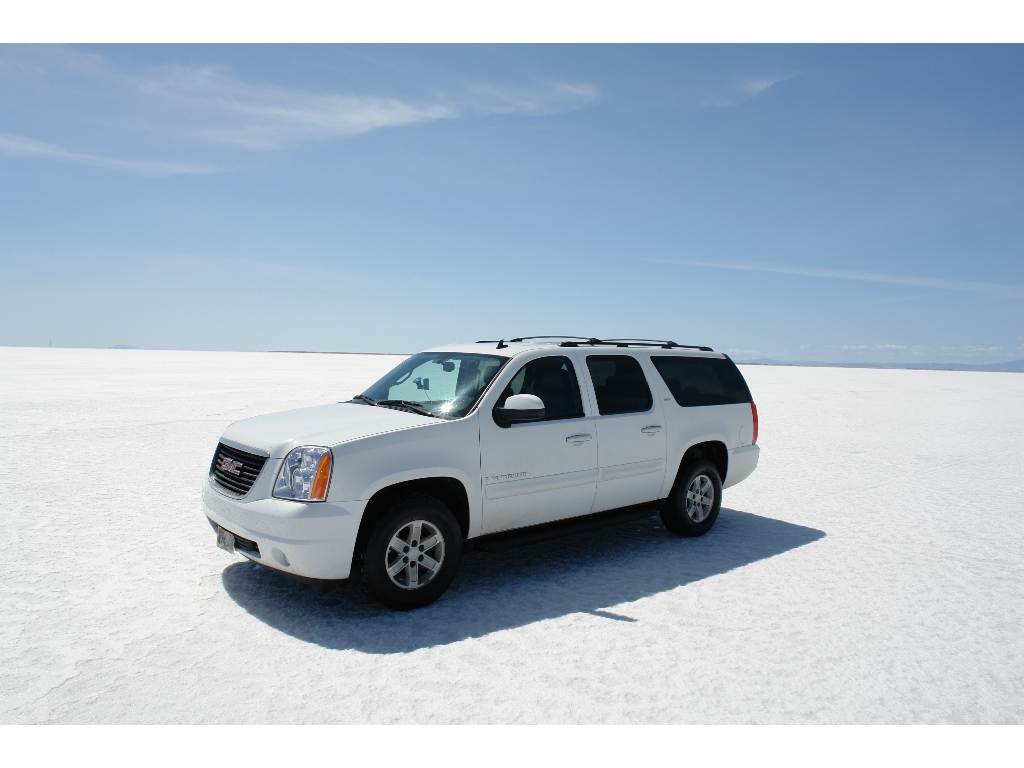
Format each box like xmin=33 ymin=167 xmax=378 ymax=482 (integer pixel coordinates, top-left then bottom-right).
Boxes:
xmin=566 ymin=433 xmax=593 ymax=444
xmin=641 ymin=425 xmax=662 ymax=435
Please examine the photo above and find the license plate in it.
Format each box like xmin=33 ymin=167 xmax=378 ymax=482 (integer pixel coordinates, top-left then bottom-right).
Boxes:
xmin=216 ymin=528 xmax=235 ymax=554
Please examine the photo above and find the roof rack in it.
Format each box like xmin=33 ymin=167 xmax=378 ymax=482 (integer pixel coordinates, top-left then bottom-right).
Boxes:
xmin=602 ymin=338 xmax=714 ymax=351
xmin=476 ymin=336 xmax=714 ymax=352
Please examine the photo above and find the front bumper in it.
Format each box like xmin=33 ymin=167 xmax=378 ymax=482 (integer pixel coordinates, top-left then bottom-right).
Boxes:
xmin=202 ymin=480 xmax=367 ymax=579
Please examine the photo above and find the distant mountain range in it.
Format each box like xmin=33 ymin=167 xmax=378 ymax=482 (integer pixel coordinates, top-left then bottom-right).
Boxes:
xmin=735 ymin=358 xmax=1024 ymax=373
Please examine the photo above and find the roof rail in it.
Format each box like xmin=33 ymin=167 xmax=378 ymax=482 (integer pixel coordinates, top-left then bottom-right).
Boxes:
xmin=477 ymin=335 xmax=596 ymax=350
xmin=476 ymin=336 xmax=713 ymax=351
xmin=602 ymin=338 xmax=714 ymax=351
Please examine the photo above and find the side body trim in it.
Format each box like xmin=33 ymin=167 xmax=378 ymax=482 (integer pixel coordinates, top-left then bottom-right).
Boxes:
xmin=600 ymin=458 xmax=665 ymax=482
xmin=484 ymin=468 xmax=601 ymax=499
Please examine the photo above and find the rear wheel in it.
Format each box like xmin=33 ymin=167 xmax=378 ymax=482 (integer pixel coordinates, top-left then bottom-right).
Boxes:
xmin=660 ymin=460 xmax=722 ymax=537
xmin=362 ymin=494 xmax=463 ymax=610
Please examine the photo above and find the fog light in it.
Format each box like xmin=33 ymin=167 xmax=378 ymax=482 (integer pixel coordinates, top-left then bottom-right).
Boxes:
xmin=271 ymin=547 xmax=290 ymax=567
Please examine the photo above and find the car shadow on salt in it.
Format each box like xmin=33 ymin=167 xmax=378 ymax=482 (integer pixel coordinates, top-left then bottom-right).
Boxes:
xmin=221 ymin=508 xmax=825 ymax=654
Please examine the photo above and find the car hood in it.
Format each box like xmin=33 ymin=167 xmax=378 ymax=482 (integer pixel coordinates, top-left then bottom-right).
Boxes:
xmin=219 ymin=402 xmax=437 ymax=458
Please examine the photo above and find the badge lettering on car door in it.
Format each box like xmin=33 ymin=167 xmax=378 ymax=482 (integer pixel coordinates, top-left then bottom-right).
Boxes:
xmin=487 ymin=472 xmax=530 ymax=482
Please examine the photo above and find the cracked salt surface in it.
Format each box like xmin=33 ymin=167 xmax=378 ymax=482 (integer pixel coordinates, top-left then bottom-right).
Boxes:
xmin=1 ymin=347 xmax=1022 ymax=723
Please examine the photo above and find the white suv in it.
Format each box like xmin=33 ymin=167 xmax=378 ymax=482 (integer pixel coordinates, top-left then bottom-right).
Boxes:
xmin=203 ymin=337 xmax=759 ymax=609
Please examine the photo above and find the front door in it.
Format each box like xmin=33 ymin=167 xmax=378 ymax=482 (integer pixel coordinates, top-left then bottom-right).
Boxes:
xmin=480 ymin=354 xmax=598 ymax=534
xmin=583 ymin=354 xmax=667 ymax=512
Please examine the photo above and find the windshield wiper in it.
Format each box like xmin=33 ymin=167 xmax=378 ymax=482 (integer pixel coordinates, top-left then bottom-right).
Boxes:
xmin=351 ymin=394 xmax=437 ymax=418
xmin=376 ymin=399 xmax=438 ymax=418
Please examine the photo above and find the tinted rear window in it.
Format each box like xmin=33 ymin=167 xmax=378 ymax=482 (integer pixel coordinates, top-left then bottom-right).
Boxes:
xmin=651 ymin=356 xmax=752 ymax=407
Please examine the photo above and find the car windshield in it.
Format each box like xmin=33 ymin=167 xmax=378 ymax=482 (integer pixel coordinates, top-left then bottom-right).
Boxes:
xmin=357 ymin=352 xmax=508 ymax=420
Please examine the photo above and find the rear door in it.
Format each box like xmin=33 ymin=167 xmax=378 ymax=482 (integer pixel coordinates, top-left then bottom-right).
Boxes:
xmin=580 ymin=353 xmax=667 ymax=512
xmin=480 ymin=354 xmax=598 ymax=534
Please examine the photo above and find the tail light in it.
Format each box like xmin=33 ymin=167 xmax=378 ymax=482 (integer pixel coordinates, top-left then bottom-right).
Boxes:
xmin=751 ymin=402 xmax=758 ymax=444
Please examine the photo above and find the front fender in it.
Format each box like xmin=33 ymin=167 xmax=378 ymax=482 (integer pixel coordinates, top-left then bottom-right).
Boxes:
xmin=327 ymin=412 xmax=482 ymax=535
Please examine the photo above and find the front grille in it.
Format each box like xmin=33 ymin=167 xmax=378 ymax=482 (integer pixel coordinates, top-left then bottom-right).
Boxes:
xmin=210 ymin=442 xmax=268 ymax=496
xmin=207 ymin=517 xmax=260 ymax=553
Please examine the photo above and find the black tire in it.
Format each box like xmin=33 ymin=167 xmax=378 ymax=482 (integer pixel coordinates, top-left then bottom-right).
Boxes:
xmin=361 ymin=494 xmax=463 ymax=610
xmin=660 ymin=459 xmax=723 ymax=537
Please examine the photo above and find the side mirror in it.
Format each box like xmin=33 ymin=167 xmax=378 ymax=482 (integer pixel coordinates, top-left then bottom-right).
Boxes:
xmin=493 ymin=393 xmax=546 ymax=425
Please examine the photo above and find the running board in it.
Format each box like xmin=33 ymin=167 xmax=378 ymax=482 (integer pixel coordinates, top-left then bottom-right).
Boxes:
xmin=469 ymin=502 xmax=664 ymax=553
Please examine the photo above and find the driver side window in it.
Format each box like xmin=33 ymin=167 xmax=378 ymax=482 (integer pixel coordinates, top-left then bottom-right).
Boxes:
xmin=496 ymin=356 xmax=585 ymax=421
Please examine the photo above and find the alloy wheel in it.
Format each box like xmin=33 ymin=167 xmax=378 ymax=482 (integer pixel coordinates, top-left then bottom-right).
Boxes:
xmin=385 ymin=519 xmax=446 ymax=590
xmin=685 ymin=474 xmax=715 ymax=523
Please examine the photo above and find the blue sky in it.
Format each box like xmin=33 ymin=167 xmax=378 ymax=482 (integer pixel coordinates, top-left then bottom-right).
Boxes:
xmin=1 ymin=44 xmax=1022 ymax=362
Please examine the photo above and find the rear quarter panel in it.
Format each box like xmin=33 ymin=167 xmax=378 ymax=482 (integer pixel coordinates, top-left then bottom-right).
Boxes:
xmin=639 ymin=353 xmax=752 ymax=496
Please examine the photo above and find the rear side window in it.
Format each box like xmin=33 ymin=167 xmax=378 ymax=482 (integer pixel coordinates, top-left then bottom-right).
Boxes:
xmin=586 ymin=355 xmax=653 ymax=415
xmin=496 ymin=355 xmax=585 ymax=421
xmin=651 ymin=356 xmax=753 ymax=407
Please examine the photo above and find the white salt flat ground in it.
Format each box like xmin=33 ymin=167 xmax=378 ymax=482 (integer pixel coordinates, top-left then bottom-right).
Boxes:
xmin=1 ymin=347 xmax=1022 ymax=723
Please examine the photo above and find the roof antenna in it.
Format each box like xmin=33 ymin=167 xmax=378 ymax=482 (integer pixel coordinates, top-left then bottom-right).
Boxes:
xmin=496 ymin=339 xmax=507 ymax=349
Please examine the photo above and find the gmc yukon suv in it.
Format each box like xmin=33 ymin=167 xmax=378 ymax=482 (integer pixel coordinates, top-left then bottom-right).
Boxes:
xmin=204 ymin=337 xmax=759 ymax=609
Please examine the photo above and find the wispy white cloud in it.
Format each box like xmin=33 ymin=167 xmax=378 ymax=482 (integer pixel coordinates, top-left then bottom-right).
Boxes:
xmin=741 ymin=76 xmax=789 ymax=97
xmin=942 ymin=345 xmax=1004 ymax=357
xmin=700 ymin=74 xmax=794 ymax=107
xmin=132 ymin=63 xmax=460 ymax=149
xmin=827 ymin=344 xmax=1007 ymax=359
xmin=726 ymin=348 xmax=763 ymax=356
xmin=734 ymin=342 xmax=1016 ymax=364
xmin=0 ymin=132 xmax=217 ymax=176
xmin=0 ymin=48 xmax=602 ymax=170
xmin=646 ymin=258 xmax=1024 ymax=299
xmin=835 ymin=344 xmax=908 ymax=352
xmin=460 ymin=79 xmax=601 ymax=117
xmin=180 ymin=74 xmax=600 ymax=148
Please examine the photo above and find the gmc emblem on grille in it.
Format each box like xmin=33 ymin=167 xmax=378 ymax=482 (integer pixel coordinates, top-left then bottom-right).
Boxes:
xmin=217 ymin=457 xmax=243 ymax=476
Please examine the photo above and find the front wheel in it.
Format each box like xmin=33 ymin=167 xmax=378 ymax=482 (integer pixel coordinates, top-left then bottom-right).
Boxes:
xmin=660 ymin=460 xmax=723 ymax=537
xmin=362 ymin=494 xmax=463 ymax=610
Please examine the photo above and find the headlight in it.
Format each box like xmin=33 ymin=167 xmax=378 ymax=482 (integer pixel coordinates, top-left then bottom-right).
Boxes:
xmin=273 ymin=446 xmax=332 ymax=501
